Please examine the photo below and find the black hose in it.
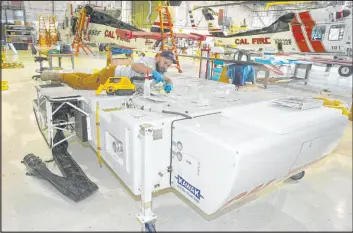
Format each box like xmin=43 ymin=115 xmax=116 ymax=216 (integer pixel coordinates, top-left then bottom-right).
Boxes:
xmin=162 ymin=110 xmax=192 ymax=119
xmin=167 ymin=111 xmax=222 ymax=185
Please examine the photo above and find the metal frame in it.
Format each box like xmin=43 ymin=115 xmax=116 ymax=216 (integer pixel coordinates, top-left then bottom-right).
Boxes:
xmin=33 ymin=86 xmax=89 ymax=149
xmin=47 ymin=53 xmax=75 ymax=70
xmin=137 ymin=124 xmax=157 ymax=231
xmin=292 ymin=63 xmax=313 ymax=85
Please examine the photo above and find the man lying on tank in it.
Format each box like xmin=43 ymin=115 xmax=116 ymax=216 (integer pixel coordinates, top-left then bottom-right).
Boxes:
xmin=40 ymin=50 xmax=175 ymax=92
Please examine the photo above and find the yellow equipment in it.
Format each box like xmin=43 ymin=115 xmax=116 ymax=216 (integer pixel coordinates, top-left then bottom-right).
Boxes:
xmin=1 ymin=46 xmax=24 ymax=69
xmin=95 ymin=77 xmax=136 ymax=96
xmin=2 ymin=81 xmax=9 ymax=91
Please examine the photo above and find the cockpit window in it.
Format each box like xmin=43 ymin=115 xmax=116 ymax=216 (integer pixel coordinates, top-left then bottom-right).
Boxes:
xmin=312 ymin=26 xmax=326 ymax=41
xmin=328 ymin=25 xmax=345 ymax=41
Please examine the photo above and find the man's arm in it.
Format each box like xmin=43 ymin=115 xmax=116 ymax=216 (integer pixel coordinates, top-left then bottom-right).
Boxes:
xmin=131 ymin=57 xmax=172 ymax=84
xmin=131 ymin=63 xmax=153 ymax=74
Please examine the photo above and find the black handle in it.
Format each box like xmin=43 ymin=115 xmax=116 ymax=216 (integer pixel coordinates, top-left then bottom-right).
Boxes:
xmin=130 ymin=76 xmax=154 ymax=83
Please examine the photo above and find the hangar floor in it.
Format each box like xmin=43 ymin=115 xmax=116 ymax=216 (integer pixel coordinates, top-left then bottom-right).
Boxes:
xmin=1 ymin=49 xmax=352 ymax=231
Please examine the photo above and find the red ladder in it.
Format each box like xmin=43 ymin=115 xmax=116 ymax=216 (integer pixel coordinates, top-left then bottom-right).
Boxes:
xmin=71 ymin=8 xmax=94 ymax=56
xmin=156 ymin=6 xmax=182 ymax=73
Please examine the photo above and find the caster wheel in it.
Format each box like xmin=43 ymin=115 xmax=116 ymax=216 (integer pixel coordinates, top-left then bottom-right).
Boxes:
xmin=338 ymin=65 xmax=353 ymax=77
xmin=144 ymin=222 xmax=156 ymax=232
xmin=290 ymin=171 xmax=305 ymax=180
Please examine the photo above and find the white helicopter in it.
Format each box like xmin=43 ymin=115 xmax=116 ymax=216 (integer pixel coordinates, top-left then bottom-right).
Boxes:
xmin=61 ymin=2 xmax=207 ymax=54
xmin=202 ymin=5 xmax=353 ymax=76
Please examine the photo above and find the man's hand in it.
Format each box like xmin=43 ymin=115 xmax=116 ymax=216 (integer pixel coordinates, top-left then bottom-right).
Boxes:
xmin=163 ymin=82 xmax=173 ymax=92
xmin=163 ymin=76 xmax=173 ymax=92
xmin=151 ymin=70 xmax=164 ymax=83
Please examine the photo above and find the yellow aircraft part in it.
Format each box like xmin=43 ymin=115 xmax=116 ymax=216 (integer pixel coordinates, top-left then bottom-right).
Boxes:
xmin=315 ymin=97 xmax=350 ymax=117
xmin=315 ymin=97 xmax=344 ymax=106
xmin=265 ymin=1 xmax=311 ymax=10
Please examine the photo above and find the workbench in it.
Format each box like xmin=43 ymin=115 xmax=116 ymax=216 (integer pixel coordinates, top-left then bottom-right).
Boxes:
xmin=35 ymin=46 xmax=75 ymax=70
xmin=47 ymin=53 xmax=75 ymax=70
xmin=292 ymin=62 xmax=313 ymax=85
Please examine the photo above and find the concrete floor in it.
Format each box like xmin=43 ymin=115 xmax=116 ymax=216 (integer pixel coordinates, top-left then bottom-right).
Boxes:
xmin=1 ymin=49 xmax=352 ymax=231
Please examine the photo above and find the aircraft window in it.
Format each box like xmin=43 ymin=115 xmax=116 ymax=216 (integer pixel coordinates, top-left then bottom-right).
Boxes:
xmin=312 ymin=26 xmax=326 ymax=41
xmin=328 ymin=25 xmax=345 ymax=41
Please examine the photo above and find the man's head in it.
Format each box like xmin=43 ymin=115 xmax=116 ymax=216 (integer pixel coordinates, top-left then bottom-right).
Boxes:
xmin=155 ymin=50 xmax=176 ymax=74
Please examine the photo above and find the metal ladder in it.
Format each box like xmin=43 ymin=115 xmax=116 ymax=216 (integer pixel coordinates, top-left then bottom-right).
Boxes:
xmin=156 ymin=6 xmax=182 ymax=73
xmin=71 ymin=8 xmax=94 ymax=56
xmin=38 ymin=14 xmax=48 ymax=46
xmin=48 ymin=15 xmax=58 ymax=46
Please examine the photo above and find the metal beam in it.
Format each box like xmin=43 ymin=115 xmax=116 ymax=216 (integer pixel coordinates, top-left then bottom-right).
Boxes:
xmin=242 ymin=4 xmax=266 ymax=26
xmin=252 ymin=7 xmax=323 ymax=12
xmin=241 ymin=4 xmax=254 ymax=12
xmin=23 ymin=1 xmax=26 ymax=23
xmin=193 ymin=1 xmax=249 ymax=10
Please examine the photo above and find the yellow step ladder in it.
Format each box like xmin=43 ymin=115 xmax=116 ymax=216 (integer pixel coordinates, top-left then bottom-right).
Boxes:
xmin=48 ymin=15 xmax=58 ymax=46
xmin=38 ymin=14 xmax=49 ymax=47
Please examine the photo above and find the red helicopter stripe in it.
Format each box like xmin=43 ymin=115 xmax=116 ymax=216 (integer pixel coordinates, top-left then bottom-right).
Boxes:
xmin=291 ymin=14 xmax=311 ymax=52
xmin=299 ymin=11 xmax=326 ymax=52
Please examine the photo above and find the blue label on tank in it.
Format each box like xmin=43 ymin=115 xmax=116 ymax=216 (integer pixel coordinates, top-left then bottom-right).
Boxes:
xmin=176 ymin=175 xmax=201 ymax=200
